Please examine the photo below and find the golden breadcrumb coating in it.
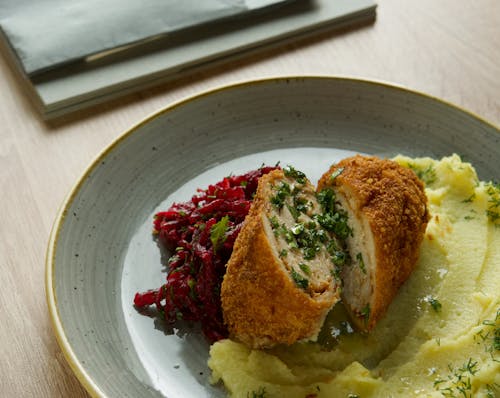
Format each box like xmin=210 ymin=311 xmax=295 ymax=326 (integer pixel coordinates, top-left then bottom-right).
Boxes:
xmin=222 ymin=169 xmax=340 ymax=348
xmin=318 ymin=155 xmax=429 ymax=331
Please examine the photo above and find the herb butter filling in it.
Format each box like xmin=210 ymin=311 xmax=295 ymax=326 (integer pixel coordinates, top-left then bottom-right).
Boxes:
xmin=267 ymin=166 xmax=349 ymax=294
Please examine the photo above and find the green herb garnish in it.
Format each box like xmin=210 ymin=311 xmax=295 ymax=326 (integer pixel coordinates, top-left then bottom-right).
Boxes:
xmin=426 ymin=296 xmax=442 ymax=312
xmin=293 ymin=196 xmax=309 ymax=215
xmin=286 ymin=203 xmax=300 ymax=220
xmin=291 ymin=223 xmax=305 ymax=235
xmin=247 ymin=387 xmax=266 ymax=398
xmin=187 ymin=278 xmax=197 ymax=300
xmin=361 ymin=304 xmax=370 ymax=322
xmin=283 ymin=165 xmax=306 ymax=184
xmin=356 ymin=252 xmax=366 ymax=274
xmin=167 ymin=254 xmax=180 ymax=265
xmin=485 ymin=181 xmax=500 ymax=224
xmin=317 ymin=188 xmax=336 ymax=213
xmin=486 ymin=383 xmax=499 ymax=398
xmin=331 ymin=250 xmax=349 ymax=266
xmin=408 ymin=163 xmax=437 ymax=185
xmin=462 ymin=193 xmax=476 ymax=203
xmin=299 ymin=263 xmax=311 ymax=275
xmin=269 ymin=215 xmax=280 ymax=230
xmin=278 ymin=225 xmax=297 ymax=247
xmin=315 ymin=210 xmax=351 ymax=240
xmin=329 ymin=167 xmax=344 ymax=181
xmin=210 ymin=216 xmax=229 ymax=253
xmin=474 ymin=307 xmax=500 ymax=361
xmin=330 ymin=267 xmax=341 ymax=282
xmin=295 ymin=226 xmax=323 ymax=260
xmin=271 ymin=181 xmax=291 ymax=210
xmin=434 ymin=358 xmax=479 ymax=398
xmin=291 ymin=268 xmax=309 ymax=289
xmin=302 ymin=247 xmax=318 ymax=260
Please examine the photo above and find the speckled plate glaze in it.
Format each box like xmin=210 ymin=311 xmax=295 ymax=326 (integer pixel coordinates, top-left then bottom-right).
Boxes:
xmin=46 ymin=77 xmax=500 ymax=398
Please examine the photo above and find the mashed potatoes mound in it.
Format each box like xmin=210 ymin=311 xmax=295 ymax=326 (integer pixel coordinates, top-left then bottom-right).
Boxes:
xmin=208 ymin=155 xmax=500 ymax=398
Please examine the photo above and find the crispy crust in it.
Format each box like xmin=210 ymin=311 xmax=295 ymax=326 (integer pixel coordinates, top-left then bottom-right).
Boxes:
xmin=221 ymin=170 xmax=339 ymax=348
xmin=318 ymin=155 xmax=429 ymax=330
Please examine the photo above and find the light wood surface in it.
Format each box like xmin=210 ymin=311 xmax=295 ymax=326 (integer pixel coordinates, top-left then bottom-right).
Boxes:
xmin=1 ymin=1 xmax=498 ymax=396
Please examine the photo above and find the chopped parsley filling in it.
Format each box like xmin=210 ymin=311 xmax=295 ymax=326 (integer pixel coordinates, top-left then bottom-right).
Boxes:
xmin=299 ymin=263 xmax=311 ymax=276
xmin=291 ymin=268 xmax=309 ymax=289
xmin=361 ymin=303 xmax=371 ymax=322
xmin=283 ymin=165 xmax=307 ymax=184
xmin=270 ymin=181 xmax=291 ymax=209
xmin=267 ymin=169 xmax=351 ymax=291
xmin=356 ymin=252 xmax=367 ymax=274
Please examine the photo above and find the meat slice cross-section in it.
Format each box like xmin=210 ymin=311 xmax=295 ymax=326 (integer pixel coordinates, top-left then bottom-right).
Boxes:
xmin=317 ymin=155 xmax=429 ymax=331
xmin=221 ymin=167 xmax=345 ymax=349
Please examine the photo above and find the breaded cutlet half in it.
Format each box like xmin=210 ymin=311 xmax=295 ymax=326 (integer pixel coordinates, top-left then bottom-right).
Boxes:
xmin=221 ymin=169 xmax=341 ymax=349
xmin=317 ymin=155 xmax=429 ymax=331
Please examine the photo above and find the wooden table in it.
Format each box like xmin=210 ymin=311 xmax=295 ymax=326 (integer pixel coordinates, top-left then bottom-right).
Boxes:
xmin=1 ymin=0 xmax=498 ymax=396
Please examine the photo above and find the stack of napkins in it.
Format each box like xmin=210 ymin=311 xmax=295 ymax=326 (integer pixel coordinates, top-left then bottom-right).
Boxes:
xmin=0 ymin=0 xmax=376 ymax=119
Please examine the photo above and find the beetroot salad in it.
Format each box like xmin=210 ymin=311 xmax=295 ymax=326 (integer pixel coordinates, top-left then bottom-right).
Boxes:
xmin=134 ymin=165 xmax=279 ymax=342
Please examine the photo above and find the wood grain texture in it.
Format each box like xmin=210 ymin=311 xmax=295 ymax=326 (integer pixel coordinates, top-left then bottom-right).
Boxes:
xmin=0 ymin=0 xmax=498 ymax=396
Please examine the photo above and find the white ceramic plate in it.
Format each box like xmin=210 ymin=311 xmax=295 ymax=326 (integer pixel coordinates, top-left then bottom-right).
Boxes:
xmin=46 ymin=77 xmax=500 ymax=398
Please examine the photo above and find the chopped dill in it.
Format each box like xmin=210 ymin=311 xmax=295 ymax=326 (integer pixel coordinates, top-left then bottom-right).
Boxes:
xmin=247 ymin=387 xmax=266 ymax=398
xmin=462 ymin=193 xmax=476 ymax=203
xmin=474 ymin=307 xmax=500 ymax=360
xmin=433 ymin=358 xmax=479 ymax=398
xmin=486 ymin=383 xmax=499 ymax=398
xmin=408 ymin=163 xmax=437 ymax=185
xmin=485 ymin=181 xmax=500 ymax=224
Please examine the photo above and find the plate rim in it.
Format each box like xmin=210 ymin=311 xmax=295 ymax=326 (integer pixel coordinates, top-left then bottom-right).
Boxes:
xmin=44 ymin=75 xmax=500 ymax=398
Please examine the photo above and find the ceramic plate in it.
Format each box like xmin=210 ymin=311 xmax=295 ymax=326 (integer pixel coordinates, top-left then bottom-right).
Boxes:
xmin=46 ymin=77 xmax=500 ymax=398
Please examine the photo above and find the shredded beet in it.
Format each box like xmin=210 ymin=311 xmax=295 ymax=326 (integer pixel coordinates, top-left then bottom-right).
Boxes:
xmin=134 ymin=166 xmax=279 ymax=342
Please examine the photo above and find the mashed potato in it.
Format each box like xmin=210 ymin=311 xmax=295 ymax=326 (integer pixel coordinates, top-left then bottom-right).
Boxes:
xmin=208 ymin=155 xmax=500 ymax=398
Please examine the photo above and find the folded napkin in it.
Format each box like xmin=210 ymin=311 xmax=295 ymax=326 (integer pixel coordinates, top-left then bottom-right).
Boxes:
xmin=0 ymin=0 xmax=297 ymax=75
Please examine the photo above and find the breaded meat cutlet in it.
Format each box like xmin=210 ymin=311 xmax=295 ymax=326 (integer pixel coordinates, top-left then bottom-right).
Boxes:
xmin=317 ymin=155 xmax=429 ymax=331
xmin=221 ymin=167 xmax=345 ymax=349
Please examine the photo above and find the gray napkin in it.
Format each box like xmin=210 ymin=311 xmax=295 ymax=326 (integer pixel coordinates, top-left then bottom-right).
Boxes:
xmin=0 ymin=0 xmax=296 ymax=75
